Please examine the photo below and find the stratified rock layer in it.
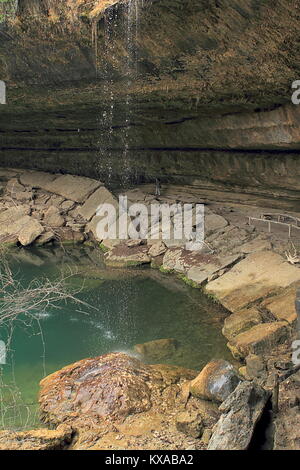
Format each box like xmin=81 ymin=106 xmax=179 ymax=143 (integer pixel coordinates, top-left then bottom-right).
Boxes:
xmin=1 ymin=1 xmax=300 ymax=198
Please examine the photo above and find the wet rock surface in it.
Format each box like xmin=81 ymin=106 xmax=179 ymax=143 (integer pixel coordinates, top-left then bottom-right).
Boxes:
xmin=38 ymin=352 xmax=215 ymax=450
xmin=39 ymin=353 xmax=196 ymax=426
xmin=190 ymin=360 xmax=241 ymax=403
xmin=134 ymin=338 xmax=178 ymax=362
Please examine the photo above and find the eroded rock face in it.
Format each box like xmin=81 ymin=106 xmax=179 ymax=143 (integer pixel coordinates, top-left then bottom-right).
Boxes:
xmin=39 ymin=352 xmax=196 ymax=427
xmin=208 ymin=382 xmax=271 ymax=450
xmin=1 ymin=1 xmax=300 ymax=197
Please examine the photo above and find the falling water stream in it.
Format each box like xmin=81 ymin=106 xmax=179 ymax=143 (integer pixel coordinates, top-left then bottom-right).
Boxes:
xmin=96 ymin=0 xmax=141 ymax=187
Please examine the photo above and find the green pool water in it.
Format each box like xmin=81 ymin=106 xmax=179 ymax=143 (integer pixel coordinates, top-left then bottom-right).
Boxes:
xmin=0 ymin=246 xmax=231 ymax=430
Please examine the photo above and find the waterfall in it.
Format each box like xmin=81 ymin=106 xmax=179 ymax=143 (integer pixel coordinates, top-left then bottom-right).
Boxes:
xmin=96 ymin=0 xmax=141 ymax=187
xmin=95 ymin=5 xmax=119 ymax=184
xmin=121 ymin=0 xmax=140 ymax=187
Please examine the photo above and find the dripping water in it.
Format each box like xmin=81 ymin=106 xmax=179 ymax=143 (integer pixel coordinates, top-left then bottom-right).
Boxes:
xmin=95 ymin=0 xmax=142 ymax=187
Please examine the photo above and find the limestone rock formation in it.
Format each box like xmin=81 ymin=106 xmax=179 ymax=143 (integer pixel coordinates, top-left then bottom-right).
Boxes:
xmin=1 ymin=1 xmax=300 ymax=198
xmin=228 ymin=322 xmax=291 ymax=359
xmin=134 ymin=338 xmax=177 ymax=362
xmin=104 ymin=243 xmax=151 ymax=267
xmin=206 ymin=251 xmax=300 ymax=312
xmin=175 ymin=410 xmax=203 ymax=439
xmin=17 ymin=216 xmax=44 ymax=246
xmin=208 ymin=382 xmax=271 ymax=450
xmin=274 ymin=370 xmax=300 ymax=450
xmin=222 ymin=308 xmax=263 ymax=342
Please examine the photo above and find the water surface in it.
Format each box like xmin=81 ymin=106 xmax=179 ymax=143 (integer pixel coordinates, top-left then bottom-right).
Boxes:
xmin=0 ymin=246 xmax=230 ymax=430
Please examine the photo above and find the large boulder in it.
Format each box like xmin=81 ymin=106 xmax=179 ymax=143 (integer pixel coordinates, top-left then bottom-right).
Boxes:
xmin=78 ymin=186 xmax=117 ymax=222
xmin=0 ymin=206 xmax=30 ymax=226
xmin=19 ymin=170 xmax=57 ymax=189
xmin=261 ymin=288 xmax=298 ymax=325
xmin=208 ymin=382 xmax=271 ymax=450
xmin=39 ymin=352 xmax=196 ymax=427
xmin=190 ymin=360 xmax=241 ymax=403
xmin=43 ymin=206 xmax=65 ymax=228
xmin=0 ymin=213 xmax=43 ymax=246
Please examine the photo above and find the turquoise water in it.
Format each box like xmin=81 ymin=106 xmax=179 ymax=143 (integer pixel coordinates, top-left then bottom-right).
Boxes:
xmin=0 ymin=246 xmax=230 ymax=430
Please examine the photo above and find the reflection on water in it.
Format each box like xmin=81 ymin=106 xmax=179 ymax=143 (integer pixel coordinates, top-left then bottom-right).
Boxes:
xmin=0 ymin=246 xmax=231 ymax=430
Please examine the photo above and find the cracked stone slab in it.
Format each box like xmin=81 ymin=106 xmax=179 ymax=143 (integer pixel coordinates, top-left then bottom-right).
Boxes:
xmin=19 ymin=171 xmax=57 ymax=189
xmin=228 ymin=321 xmax=290 ymax=358
xmin=206 ymin=251 xmax=300 ymax=312
xmin=261 ymin=287 xmax=298 ymax=325
xmin=78 ymin=186 xmax=118 ymax=221
xmin=187 ymin=254 xmax=241 ymax=285
xmin=44 ymin=175 xmax=102 ymax=203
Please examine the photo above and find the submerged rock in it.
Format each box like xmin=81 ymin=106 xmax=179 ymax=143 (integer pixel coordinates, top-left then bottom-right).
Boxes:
xmin=208 ymin=382 xmax=271 ymax=450
xmin=190 ymin=359 xmax=241 ymax=403
xmin=134 ymin=338 xmax=177 ymax=362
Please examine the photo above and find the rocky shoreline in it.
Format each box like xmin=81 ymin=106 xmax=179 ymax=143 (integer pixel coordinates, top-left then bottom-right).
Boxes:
xmin=0 ymin=168 xmax=299 ymax=450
